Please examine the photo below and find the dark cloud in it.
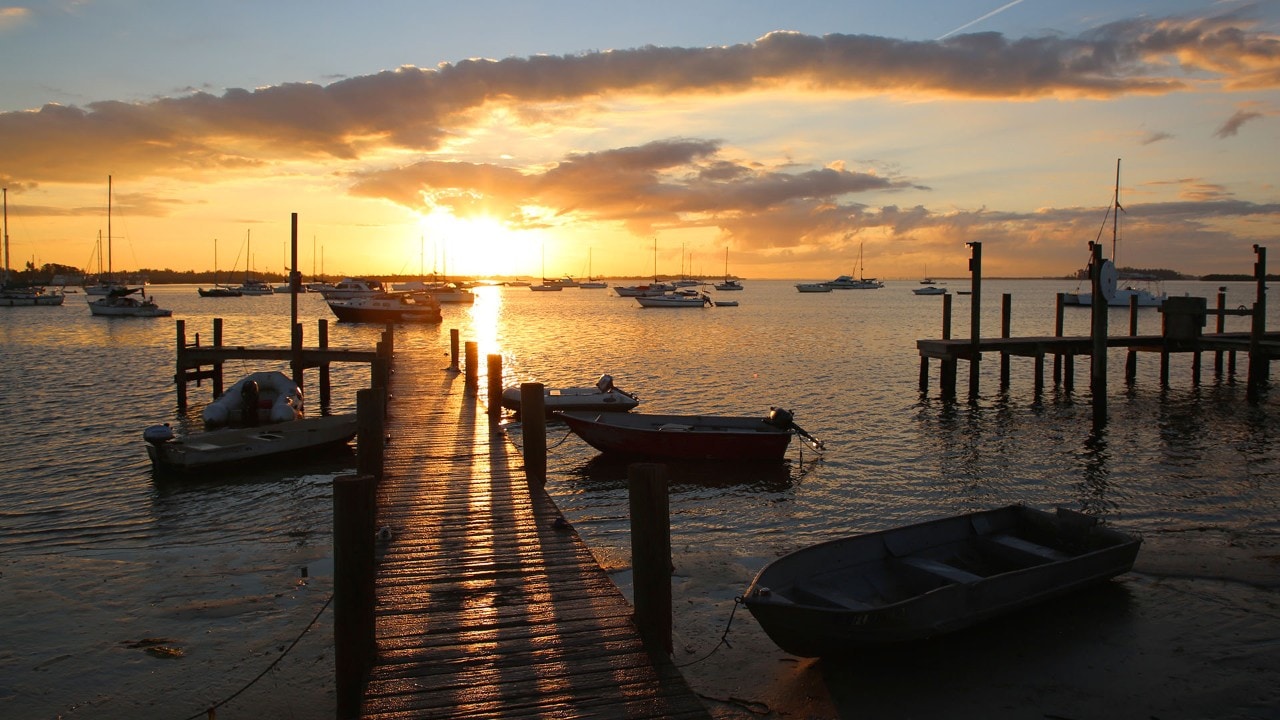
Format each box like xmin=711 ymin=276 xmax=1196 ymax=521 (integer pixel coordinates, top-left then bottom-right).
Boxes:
xmin=1214 ymin=108 xmax=1264 ymax=137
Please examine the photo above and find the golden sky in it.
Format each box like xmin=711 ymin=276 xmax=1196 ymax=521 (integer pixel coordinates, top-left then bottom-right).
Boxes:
xmin=0 ymin=2 xmax=1277 ymax=280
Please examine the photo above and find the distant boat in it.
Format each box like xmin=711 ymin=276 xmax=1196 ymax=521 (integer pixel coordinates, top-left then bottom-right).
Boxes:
xmin=2 ymin=189 xmax=65 ymax=306
xmin=828 ymin=243 xmax=884 ymax=289
xmin=714 ymin=248 xmax=743 ymax=291
xmin=795 ymin=283 xmax=832 ymax=293
xmin=913 ymin=286 xmax=948 ymax=296
xmin=233 ymin=231 xmax=274 ymax=295
xmin=319 ymin=278 xmax=386 ymax=299
xmin=327 ymin=293 xmax=442 ymax=323
xmin=88 ymin=287 xmax=172 ymax=317
xmin=579 ymin=249 xmax=608 ymax=288
xmin=742 ymin=504 xmax=1141 ymax=657
xmin=635 ymin=291 xmax=712 ymax=308
xmin=198 ymin=237 xmax=243 ymax=297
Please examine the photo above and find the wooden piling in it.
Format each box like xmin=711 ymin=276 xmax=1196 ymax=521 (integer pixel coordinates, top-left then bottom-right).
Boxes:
xmin=628 ymin=463 xmax=673 ymax=658
xmin=1126 ymin=295 xmax=1139 ymax=383
xmin=333 ymin=473 xmax=376 ymax=720
xmin=941 ymin=293 xmax=956 ymax=400
xmin=1215 ymin=287 xmax=1226 ymax=378
xmin=486 ymin=354 xmax=503 ymax=420
xmin=520 ymin=383 xmax=547 ymax=484
xmin=464 ymin=341 xmax=478 ymax=390
xmin=1000 ymin=293 xmax=1011 ymax=391
xmin=175 ymin=320 xmax=189 ymax=409
xmin=1089 ymin=242 xmax=1108 ymax=427
xmin=1054 ymin=293 xmax=1065 ymax=386
xmin=212 ymin=318 xmax=224 ymax=398
xmin=318 ymin=319 xmax=331 ymax=410
xmin=1248 ymin=245 xmax=1268 ymax=403
xmin=357 ymin=388 xmax=386 ymax=481
xmin=967 ymin=242 xmax=982 ymax=400
xmin=449 ymin=329 xmax=460 ymax=371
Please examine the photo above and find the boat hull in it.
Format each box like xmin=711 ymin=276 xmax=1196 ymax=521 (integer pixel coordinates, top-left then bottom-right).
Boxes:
xmin=743 ymin=505 xmax=1142 ymax=656
xmin=146 ymin=415 xmax=358 ymax=476
xmin=557 ymin=411 xmax=793 ymax=461
xmin=501 ymin=386 xmax=639 ymax=417
xmin=327 ymin=294 xmax=442 ymax=323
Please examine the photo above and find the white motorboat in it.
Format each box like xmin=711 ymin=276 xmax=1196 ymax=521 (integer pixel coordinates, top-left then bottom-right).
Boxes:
xmin=500 ymin=374 xmax=640 ymax=418
xmin=613 ymin=282 xmax=674 ymax=297
xmin=143 ymin=414 xmax=357 ymax=476
xmin=327 ymin=293 xmax=442 ymax=323
xmin=319 ymin=278 xmax=387 ymax=300
xmin=87 ymin=287 xmax=172 ymax=317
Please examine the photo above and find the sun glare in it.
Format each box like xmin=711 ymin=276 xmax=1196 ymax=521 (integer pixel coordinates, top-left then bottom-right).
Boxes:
xmin=415 ymin=210 xmax=542 ymax=278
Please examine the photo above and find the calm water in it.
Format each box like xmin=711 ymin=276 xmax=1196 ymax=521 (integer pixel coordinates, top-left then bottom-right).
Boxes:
xmin=1 ymin=279 xmax=1277 ymax=718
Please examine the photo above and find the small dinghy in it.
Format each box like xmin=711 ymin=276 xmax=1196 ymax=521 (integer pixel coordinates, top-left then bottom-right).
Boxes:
xmin=144 ymin=415 xmax=357 ymax=477
xmin=556 ymin=407 xmax=822 ymax=461
xmin=742 ymin=505 xmax=1142 ymax=656
xmin=501 ymin=374 xmax=640 ymax=418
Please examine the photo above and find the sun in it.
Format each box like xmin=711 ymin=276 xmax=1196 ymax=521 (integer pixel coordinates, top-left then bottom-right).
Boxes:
xmin=415 ymin=210 xmax=542 ymax=278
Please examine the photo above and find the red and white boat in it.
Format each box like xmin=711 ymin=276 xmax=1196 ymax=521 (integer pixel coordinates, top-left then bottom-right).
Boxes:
xmin=327 ymin=292 xmax=441 ymax=323
xmin=556 ymin=408 xmax=822 ymax=461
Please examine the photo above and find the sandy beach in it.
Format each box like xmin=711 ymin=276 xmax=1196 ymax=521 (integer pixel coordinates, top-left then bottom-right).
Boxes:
xmin=673 ymin=530 xmax=1280 ymax=720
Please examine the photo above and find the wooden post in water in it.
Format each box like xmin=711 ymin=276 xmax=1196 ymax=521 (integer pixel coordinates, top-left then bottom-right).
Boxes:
xmin=1089 ymin=241 xmax=1108 ymax=427
xmin=1054 ymin=293 xmax=1065 ymax=386
xmin=629 ymin=462 xmax=672 ymax=658
xmin=1000 ymin=293 xmax=1011 ymax=391
xmin=290 ymin=213 xmax=302 ymax=391
xmin=333 ymin=473 xmax=376 ymax=720
xmin=1122 ymin=295 xmax=1137 ymax=384
xmin=1248 ymin=244 xmax=1268 ymax=403
xmin=449 ymin=329 xmax=460 ymax=371
xmin=318 ymin=319 xmax=331 ymax=410
xmin=486 ymin=354 xmax=503 ymax=421
xmin=175 ymin=320 xmax=189 ymax=409
xmin=291 ymin=322 xmax=304 ymax=393
xmin=941 ymin=293 xmax=956 ymax=400
xmin=464 ymin=341 xmax=478 ymax=390
xmin=967 ymin=242 xmax=982 ymax=401
xmin=1214 ymin=287 xmax=1226 ymax=378
xmin=212 ymin=318 xmax=224 ymax=398
xmin=357 ymin=388 xmax=385 ymax=481
xmin=520 ymin=383 xmax=547 ymax=484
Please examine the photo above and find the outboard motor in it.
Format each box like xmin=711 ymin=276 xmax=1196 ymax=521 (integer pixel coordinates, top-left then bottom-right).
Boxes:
xmin=764 ymin=407 xmax=824 ymax=450
xmin=143 ymin=423 xmax=175 ymax=447
xmin=596 ymin=374 xmax=616 ymax=393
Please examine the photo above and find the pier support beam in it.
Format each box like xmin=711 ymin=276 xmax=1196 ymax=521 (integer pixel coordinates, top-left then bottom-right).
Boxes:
xmin=1000 ymin=293 xmax=1011 ymax=391
xmin=967 ymin=242 xmax=982 ymax=401
xmin=464 ymin=341 xmax=478 ymax=390
xmin=487 ymin=354 xmax=503 ymax=422
xmin=1054 ymin=294 xmax=1065 ymax=386
xmin=1089 ymin=241 xmax=1108 ymax=427
xmin=1248 ymin=245 xmax=1269 ymax=404
xmin=1126 ymin=295 xmax=1139 ymax=384
xmin=334 ymin=473 xmax=376 ymax=720
xmin=629 ymin=463 xmax=673 ymax=658
xmin=449 ymin=329 xmax=460 ymax=371
xmin=941 ymin=294 xmax=956 ymax=400
xmin=520 ymin=383 xmax=547 ymax=484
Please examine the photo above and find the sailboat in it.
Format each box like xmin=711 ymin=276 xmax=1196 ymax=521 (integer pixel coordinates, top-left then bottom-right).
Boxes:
xmin=827 ymin=243 xmax=884 ymax=289
xmin=1063 ymin=160 xmax=1167 ymax=308
xmin=613 ymin=238 xmax=675 ymax=297
xmin=83 ymin=176 xmax=134 ymax=296
xmin=234 ymin=230 xmax=274 ymax=295
xmin=88 ymin=177 xmax=171 ymax=317
xmin=198 ymin=238 xmax=243 ymax=297
xmin=1 ymin=188 xmax=66 ymax=307
xmin=579 ymin=248 xmax=608 ymax=289
xmin=530 ymin=244 xmax=564 ymax=291
xmin=714 ymin=247 xmax=743 ymax=291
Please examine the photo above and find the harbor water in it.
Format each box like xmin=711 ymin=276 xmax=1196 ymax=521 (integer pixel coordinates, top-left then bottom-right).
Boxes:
xmin=1 ymin=278 xmax=1277 ymax=718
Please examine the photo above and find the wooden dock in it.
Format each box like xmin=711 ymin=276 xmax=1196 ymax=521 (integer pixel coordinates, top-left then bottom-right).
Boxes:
xmin=359 ymin=348 xmax=709 ymax=719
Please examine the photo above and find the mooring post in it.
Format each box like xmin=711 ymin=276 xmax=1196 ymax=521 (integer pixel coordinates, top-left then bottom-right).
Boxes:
xmin=318 ymin=319 xmax=331 ymax=411
xmin=941 ymin=293 xmax=956 ymax=400
xmin=1215 ymin=287 xmax=1226 ymax=378
xmin=464 ymin=341 xmax=478 ymax=390
xmin=333 ymin=473 xmax=376 ymax=720
xmin=628 ymin=462 xmax=673 ymax=658
xmin=1000 ymin=293 xmax=1011 ymax=391
xmin=1054 ymin=293 xmax=1065 ymax=386
xmin=520 ymin=383 xmax=547 ymax=484
xmin=291 ymin=322 xmax=304 ymax=395
xmin=486 ymin=354 xmax=503 ymax=421
xmin=212 ymin=318 xmax=224 ymax=399
xmin=449 ymin=329 xmax=460 ymax=371
xmin=1089 ymin=242 xmax=1108 ymax=427
xmin=967 ymin=242 xmax=982 ymax=401
xmin=357 ymin=388 xmax=385 ymax=481
xmin=1126 ymin=295 xmax=1139 ymax=384
xmin=1247 ymin=245 xmax=1268 ymax=404
xmin=175 ymin=319 xmax=188 ymax=409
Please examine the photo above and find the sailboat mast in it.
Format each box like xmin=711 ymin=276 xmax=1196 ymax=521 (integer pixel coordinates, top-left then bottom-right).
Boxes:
xmin=1112 ymin=158 xmax=1121 ymax=265
xmin=107 ymin=175 xmax=112 ymax=277
xmin=3 ymin=187 xmax=9 ymax=279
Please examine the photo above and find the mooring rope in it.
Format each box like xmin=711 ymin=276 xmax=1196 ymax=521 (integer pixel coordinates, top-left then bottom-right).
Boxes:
xmin=181 ymin=592 xmax=333 ymax=720
xmin=675 ymin=596 xmax=742 ymax=668
xmin=505 ymin=425 xmax=575 ymax=452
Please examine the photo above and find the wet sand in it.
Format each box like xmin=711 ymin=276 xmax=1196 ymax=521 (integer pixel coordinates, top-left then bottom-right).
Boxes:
xmin=674 ymin=530 xmax=1280 ymax=720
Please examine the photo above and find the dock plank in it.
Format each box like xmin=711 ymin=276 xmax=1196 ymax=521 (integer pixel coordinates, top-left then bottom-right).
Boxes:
xmin=361 ymin=348 xmax=709 ymax=719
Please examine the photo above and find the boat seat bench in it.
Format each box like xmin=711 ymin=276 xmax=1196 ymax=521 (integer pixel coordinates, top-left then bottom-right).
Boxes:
xmin=790 ymin=582 xmax=875 ymax=611
xmin=898 ymin=557 xmax=984 ymax=584
xmin=983 ymin=533 xmax=1071 ymax=562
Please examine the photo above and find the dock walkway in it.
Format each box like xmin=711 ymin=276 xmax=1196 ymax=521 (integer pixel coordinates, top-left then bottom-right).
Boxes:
xmin=361 ymin=348 xmax=709 ymax=719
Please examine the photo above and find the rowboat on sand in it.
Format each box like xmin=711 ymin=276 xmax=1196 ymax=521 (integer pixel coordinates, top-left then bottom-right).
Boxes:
xmin=742 ymin=504 xmax=1142 ymax=657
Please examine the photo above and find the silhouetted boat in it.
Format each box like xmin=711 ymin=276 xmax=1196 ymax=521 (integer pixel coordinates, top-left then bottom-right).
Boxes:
xmin=557 ymin=408 xmax=821 ymax=461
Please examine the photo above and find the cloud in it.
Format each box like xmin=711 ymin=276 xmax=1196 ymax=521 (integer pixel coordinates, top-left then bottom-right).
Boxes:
xmin=0 ymin=7 xmax=31 ymax=32
xmin=1213 ymin=108 xmax=1264 ymax=137
xmin=1140 ymin=131 xmax=1174 ymax=145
